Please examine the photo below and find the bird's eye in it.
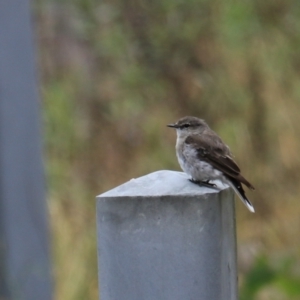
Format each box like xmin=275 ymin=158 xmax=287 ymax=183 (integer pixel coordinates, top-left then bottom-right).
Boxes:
xmin=182 ymin=123 xmax=190 ymax=128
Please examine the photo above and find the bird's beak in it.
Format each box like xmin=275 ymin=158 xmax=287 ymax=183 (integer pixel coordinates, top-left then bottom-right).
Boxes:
xmin=167 ymin=123 xmax=178 ymax=128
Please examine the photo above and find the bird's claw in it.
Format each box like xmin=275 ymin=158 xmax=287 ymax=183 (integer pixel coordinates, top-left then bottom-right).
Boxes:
xmin=189 ymin=179 xmax=217 ymax=189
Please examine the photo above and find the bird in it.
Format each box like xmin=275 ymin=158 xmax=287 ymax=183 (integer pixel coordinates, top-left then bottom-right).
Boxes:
xmin=167 ymin=116 xmax=255 ymax=213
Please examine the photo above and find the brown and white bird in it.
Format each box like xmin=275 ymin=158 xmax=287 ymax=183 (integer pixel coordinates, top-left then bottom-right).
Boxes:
xmin=167 ymin=116 xmax=255 ymax=213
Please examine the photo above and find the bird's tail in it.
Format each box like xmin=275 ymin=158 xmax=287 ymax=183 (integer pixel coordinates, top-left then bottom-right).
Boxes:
xmin=228 ymin=178 xmax=255 ymax=213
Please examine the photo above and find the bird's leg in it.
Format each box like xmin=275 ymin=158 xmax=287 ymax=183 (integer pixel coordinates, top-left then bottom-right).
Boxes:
xmin=189 ymin=179 xmax=217 ymax=189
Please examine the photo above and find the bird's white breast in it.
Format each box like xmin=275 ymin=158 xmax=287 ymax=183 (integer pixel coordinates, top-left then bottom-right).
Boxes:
xmin=176 ymin=140 xmax=223 ymax=181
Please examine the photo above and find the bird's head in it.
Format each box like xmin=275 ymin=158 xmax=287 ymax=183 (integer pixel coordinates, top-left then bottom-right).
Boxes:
xmin=167 ymin=116 xmax=208 ymax=138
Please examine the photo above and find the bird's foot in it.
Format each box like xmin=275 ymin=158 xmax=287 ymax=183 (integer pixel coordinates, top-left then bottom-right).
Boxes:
xmin=189 ymin=179 xmax=217 ymax=189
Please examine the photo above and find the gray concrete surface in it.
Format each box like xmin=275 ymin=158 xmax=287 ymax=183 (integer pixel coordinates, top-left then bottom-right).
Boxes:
xmin=0 ymin=1 xmax=52 ymax=298
xmin=97 ymin=170 xmax=237 ymax=300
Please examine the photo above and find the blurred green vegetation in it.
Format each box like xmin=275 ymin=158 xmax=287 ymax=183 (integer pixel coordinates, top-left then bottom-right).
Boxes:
xmin=240 ymin=256 xmax=300 ymax=300
xmin=34 ymin=0 xmax=300 ymax=299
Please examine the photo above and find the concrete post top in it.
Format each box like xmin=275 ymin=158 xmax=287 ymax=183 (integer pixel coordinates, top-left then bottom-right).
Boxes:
xmin=98 ymin=170 xmax=229 ymax=198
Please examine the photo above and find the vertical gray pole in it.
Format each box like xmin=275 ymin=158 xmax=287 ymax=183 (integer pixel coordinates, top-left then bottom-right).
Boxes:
xmin=97 ymin=170 xmax=237 ymax=300
xmin=0 ymin=0 xmax=52 ymax=299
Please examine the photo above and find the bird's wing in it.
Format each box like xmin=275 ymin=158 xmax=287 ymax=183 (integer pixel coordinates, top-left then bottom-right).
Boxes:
xmin=185 ymin=134 xmax=255 ymax=190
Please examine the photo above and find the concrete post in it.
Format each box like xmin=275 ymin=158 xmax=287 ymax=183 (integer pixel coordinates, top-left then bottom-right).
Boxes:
xmin=0 ymin=0 xmax=52 ymax=299
xmin=97 ymin=170 xmax=237 ymax=300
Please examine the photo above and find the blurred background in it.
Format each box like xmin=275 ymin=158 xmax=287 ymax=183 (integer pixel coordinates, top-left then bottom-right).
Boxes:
xmin=34 ymin=0 xmax=300 ymax=299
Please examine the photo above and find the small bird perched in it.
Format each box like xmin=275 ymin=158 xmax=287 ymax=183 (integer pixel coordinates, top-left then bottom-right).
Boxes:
xmin=167 ymin=116 xmax=255 ymax=213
